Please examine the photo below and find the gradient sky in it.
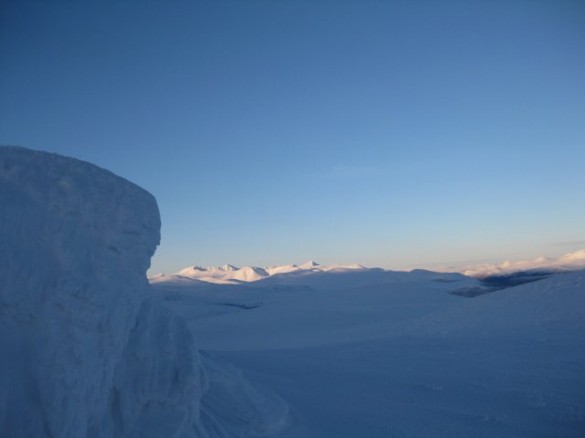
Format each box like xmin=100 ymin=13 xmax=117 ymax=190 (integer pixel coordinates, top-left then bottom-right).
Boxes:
xmin=1 ymin=0 xmax=584 ymax=274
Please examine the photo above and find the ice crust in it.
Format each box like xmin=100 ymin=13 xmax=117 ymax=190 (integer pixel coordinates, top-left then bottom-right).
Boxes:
xmin=0 ymin=147 xmax=285 ymax=437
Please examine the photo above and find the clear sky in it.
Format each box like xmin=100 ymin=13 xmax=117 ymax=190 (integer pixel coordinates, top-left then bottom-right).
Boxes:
xmin=1 ymin=0 xmax=584 ymax=274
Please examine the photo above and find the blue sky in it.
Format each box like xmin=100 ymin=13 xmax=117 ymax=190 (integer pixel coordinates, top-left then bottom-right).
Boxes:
xmin=1 ymin=0 xmax=584 ymax=274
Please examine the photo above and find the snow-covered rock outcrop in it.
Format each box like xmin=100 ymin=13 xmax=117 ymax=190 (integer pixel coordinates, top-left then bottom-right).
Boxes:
xmin=0 ymin=147 xmax=210 ymax=437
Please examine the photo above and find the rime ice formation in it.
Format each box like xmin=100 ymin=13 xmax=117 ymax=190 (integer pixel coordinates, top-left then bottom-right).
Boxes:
xmin=0 ymin=146 xmax=203 ymax=437
xmin=0 ymin=147 xmax=287 ymax=437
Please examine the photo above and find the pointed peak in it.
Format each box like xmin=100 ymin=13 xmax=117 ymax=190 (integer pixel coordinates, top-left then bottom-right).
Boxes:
xmin=300 ymin=260 xmax=320 ymax=268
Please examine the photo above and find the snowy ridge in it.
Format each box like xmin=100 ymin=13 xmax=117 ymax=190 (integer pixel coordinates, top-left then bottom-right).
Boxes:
xmin=0 ymin=147 xmax=287 ymax=438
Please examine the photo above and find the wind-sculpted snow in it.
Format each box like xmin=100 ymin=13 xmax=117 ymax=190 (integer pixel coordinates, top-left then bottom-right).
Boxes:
xmin=0 ymin=147 xmax=286 ymax=438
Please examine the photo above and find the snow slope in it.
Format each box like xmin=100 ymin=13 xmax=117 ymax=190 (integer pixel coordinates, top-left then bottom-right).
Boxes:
xmin=0 ymin=147 xmax=287 ymax=438
xmin=156 ymin=270 xmax=477 ymax=350
xmin=154 ymin=267 xmax=585 ymax=437
xmin=404 ymin=269 xmax=585 ymax=339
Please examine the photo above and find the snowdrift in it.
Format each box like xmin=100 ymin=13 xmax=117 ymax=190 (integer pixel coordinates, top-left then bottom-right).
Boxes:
xmin=0 ymin=147 xmax=286 ymax=437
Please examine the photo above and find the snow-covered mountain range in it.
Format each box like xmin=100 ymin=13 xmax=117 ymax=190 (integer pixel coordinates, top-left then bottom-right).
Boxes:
xmin=150 ymin=261 xmax=367 ymax=285
xmin=151 ymin=249 xmax=585 ymax=287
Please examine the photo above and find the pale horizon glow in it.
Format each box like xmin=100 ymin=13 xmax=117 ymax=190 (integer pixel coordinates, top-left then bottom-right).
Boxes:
xmin=1 ymin=0 xmax=584 ymax=275
xmin=148 ymin=248 xmax=585 ymax=280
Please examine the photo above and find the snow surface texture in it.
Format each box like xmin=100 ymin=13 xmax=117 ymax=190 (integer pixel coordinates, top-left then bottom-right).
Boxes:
xmin=0 ymin=147 xmax=286 ymax=438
